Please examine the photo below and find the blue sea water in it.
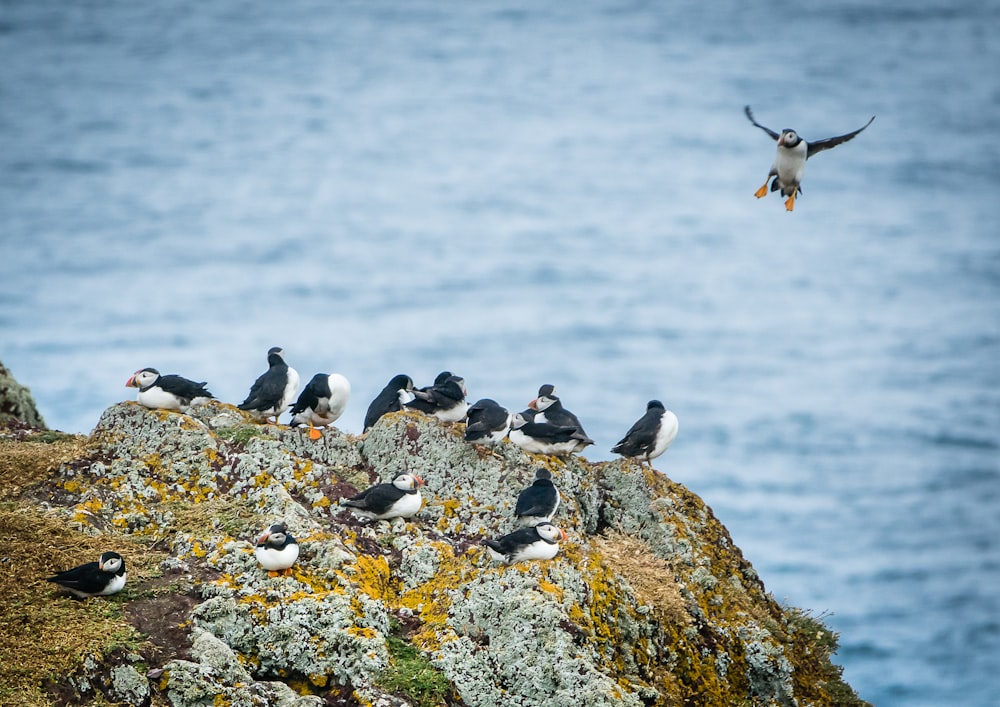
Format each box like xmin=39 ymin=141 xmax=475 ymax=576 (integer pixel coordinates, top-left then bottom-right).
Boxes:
xmin=2 ymin=1 xmax=998 ymax=704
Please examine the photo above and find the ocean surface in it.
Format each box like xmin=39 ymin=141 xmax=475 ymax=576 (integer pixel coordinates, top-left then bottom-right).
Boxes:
xmin=2 ymin=1 xmax=998 ymax=704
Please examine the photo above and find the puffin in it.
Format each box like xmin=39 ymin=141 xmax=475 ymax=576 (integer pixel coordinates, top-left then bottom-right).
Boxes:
xmin=254 ymin=522 xmax=299 ymax=576
xmin=483 ymin=522 xmax=566 ymax=564
xmin=514 ymin=468 xmax=560 ymax=527
xmin=341 ymin=473 xmax=425 ymax=521
xmin=611 ymin=400 xmax=679 ymax=467
xmin=745 ymin=105 xmax=875 ymax=211
xmin=289 ymin=372 xmax=351 ymax=440
xmin=126 ymin=368 xmax=214 ymax=411
xmin=529 ymin=384 xmax=591 ymax=452
xmin=364 ymin=374 xmax=415 ymax=431
xmin=405 ymin=373 xmax=469 ymax=422
xmin=508 ymin=412 xmax=594 ymax=456
xmin=464 ymin=398 xmax=512 ymax=448
xmin=46 ymin=551 xmax=127 ymax=599
xmin=238 ymin=347 xmax=300 ymax=422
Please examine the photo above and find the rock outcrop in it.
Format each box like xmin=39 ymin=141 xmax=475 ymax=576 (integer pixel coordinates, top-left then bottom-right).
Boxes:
xmin=1 ymin=365 xmax=867 ymax=707
xmin=0 ymin=359 xmax=46 ymax=428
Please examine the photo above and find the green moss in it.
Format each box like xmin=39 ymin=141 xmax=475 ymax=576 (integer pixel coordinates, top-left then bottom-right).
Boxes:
xmin=781 ymin=606 xmax=869 ymax=706
xmin=378 ymin=634 xmax=453 ymax=707
xmin=215 ymin=425 xmax=267 ymax=446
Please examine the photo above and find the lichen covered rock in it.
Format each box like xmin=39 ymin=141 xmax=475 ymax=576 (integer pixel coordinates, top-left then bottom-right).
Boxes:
xmin=7 ymin=398 xmax=867 ymax=706
xmin=0 ymin=359 xmax=46 ymax=428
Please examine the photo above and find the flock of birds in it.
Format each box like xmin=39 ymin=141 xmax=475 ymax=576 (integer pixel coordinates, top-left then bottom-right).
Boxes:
xmin=46 ymin=345 xmax=677 ymax=597
xmin=46 ymin=105 xmax=876 ymax=596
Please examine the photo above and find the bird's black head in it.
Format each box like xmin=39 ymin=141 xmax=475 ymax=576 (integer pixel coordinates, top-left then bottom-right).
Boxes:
xmin=647 ymin=400 xmax=665 ymax=410
xmin=433 ymin=371 xmax=453 ymax=385
xmin=534 ymin=468 xmax=553 ymax=481
xmin=778 ymin=129 xmax=801 ymax=148
xmin=266 ymin=347 xmax=286 ymax=365
xmin=537 ymin=384 xmax=556 ymax=397
xmin=389 ymin=374 xmax=414 ymax=391
xmin=99 ymin=551 xmax=125 ymax=574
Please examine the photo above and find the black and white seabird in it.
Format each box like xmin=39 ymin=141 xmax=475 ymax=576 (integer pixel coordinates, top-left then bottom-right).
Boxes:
xmin=289 ymin=372 xmax=351 ymax=439
xmin=464 ymin=398 xmax=512 ymax=447
xmin=364 ymin=374 xmax=415 ymax=432
xmin=341 ymin=473 xmax=425 ymax=521
xmin=255 ymin=522 xmax=299 ymax=576
xmin=529 ymin=384 xmax=591 ymax=452
xmin=611 ymin=400 xmax=679 ymax=467
xmin=514 ymin=468 xmax=560 ymax=526
xmin=483 ymin=522 xmax=566 ymax=564
xmin=46 ymin=551 xmax=127 ymax=599
xmin=238 ymin=347 xmax=300 ymax=422
xmin=745 ymin=105 xmax=875 ymax=211
xmin=126 ymin=368 xmax=214 ymax=411
xmin=405 ymin=373 xmax=469 ymax=423
xmin=508 ymin=412 xmax=594 ymax=456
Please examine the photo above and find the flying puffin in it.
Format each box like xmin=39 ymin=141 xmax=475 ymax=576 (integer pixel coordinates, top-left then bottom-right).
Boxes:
xmin=254 ymin=522 xmax=299 ymax=576
xmin=514 ymin=468 xmax=560 ymax=526
xmin=126 ymin=368 xmax=214 ymax=411
xmin=289 ymin=372 xmax=351 ymax=439
xmin=341 ymin=473 xmax=425 ymax=521
xmin=611 ymin=400 xmax=679 ymax=467
xmin=46 ymin=551 xmax=127 ymax=599
xmin=745 ymin=105 xmax=875 ymax=211
xmin=364 ymin=374 xmax=415 ymax=431
xmin=238 ymin=347 xmax=300 ymax=422
xmin=464 ymin=398 xmax=512 ymax=448
xmin=483 ymin=522 xmax=566 ymax=564
xmin=508 ymin=412 xmax=594 ymax=456
xmin=405 ymin=373 xmax=469 ymax=422
xmin=529 ymin=384 xmax=591 ymax=452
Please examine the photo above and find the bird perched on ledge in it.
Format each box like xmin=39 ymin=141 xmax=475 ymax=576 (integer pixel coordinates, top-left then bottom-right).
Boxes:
xmin=612 ymin=400 xmax=679 ymax=467
xmin=254 ymin=522 xmax=299 ymax=576
xmin=364 ymin=374 xmax=415 ymax=431
xmin=239 ymin=347 xmax=300 ymax=423
xmin=514 ymin=468 xmax=560 ymax=527
xmin=341 ymin=473 xmax=425 ymax=521
xmin=46 ymin=551 xmax=127 ymax=599
xmin=483 ymin=522 xmax=566 ymax=564
xmin=289 ymin=372 xmax=351 ymax=439
xmin=126 ymin=368 xmax=213 ymax=411
xmin=745 ymin=105 xmax=874 ymax=211
xmin=464 ymin=398 xmax=512 ymax=448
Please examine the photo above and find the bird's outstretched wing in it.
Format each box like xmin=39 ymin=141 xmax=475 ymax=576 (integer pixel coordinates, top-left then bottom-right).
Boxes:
xmin=744 ymin=105 xmax=780 ymax=141
xmin=807 ymin=116 xmax=875 ymax=158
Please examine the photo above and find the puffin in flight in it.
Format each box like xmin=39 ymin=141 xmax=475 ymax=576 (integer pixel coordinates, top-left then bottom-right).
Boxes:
xmin=611 ymin=400 xmax=679 ymax=467
xmin=483 ymin=522 xmax=566 ymax=564
xmin=364 ymin=374 xmax=415 ymax=431
xmin=289 ymin=372 xmax=351 ymax=439
xmin=745 ymin=105 xmax=874 ymax=211
xmin=46 ymin=551 xmax=127 ymax=599
xmin=126 ymin=368 xmax=214 ymax=411
xmin=254 ymin=522 xmax=299 ymax=576
xmin=238 ymin=347 xmax=300 ymax=423
xmin=341 ymin=473 xmax=425 ymax=521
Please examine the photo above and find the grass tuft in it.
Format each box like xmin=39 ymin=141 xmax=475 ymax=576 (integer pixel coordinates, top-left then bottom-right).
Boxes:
xmin=377 ymin=634 xmax=452 ymax=707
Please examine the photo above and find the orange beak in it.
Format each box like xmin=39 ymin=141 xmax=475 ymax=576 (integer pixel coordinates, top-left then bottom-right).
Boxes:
xmin=256 ymin=530 xmax=270 ymax=545
xmin=528 ymin=398 xmax=538 ymax=410
xmin=126 ymin=376 xmax=136 ymax=388
xmin=413 ymin=475 xmax=426 ymax=486
xmin=559 ymin=529 xmax=568 ymax=541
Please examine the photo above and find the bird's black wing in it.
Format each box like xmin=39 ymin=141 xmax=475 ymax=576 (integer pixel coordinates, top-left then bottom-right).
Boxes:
xmin=612 ymin=411 xmax=657 ymax=456
xmin=46 ymin=561 xmax=101 ymax=591
xmin=239 ymin=366 xmax=286 ymax=410
xmin=807 ymin=116 xmax=875 ymax=158
xmin=515 ymin=485 xmax=556 ymax=517
xmin=290 ymin=380 xmax=322 ymax=414
xmin=158 ymin=375 xmax=213 ymax=401
xmin=342 ymin=483 xmax=403 ymax=514
xmin=491 ymin=526 xmax=541 ymax=554
xmin=744 ymin=105 xmax=780 ymax=141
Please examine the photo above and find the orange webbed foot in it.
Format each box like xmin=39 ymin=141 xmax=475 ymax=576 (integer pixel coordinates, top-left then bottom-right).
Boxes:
xmin=784 ymin=193 xmax=796 ymax=211
xmin=754 ymin=183 xmax=769 ymax=199
xmin=268 ymin=570 xmax=280 ymax=578
xmin=308 ymin=425 xmax=322 ymax=441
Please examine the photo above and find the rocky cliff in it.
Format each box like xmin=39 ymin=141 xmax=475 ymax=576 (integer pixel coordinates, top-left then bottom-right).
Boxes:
xmin=0 ymin=365 xmax=867 ymax=707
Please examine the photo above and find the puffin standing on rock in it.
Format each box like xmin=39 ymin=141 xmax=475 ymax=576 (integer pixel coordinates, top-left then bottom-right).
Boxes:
xmin=289 ymin=372 xmax=351 ymax=439
xmin=126 ymin=368 xmax=214 ymax=411
xmin=483 ymin=522 xmax=566 ymax=564
xmin=514 ymin=468 xmax=560 ymax=527
xmin=464 ymin=398 xmax=512 ymax=448
xmin=406 ymin=373 xmax=469 ymax=422
xmin=46 ymin=551 xmax=127 ymax=599
xmin=612 ymin=400 xmax=679 ymax=467
xmin=254 ymin=523 xmax=299 ymax=576
xmin=341 ymin=473 xmax=425 ymax=521
xmin=239 ymin=347 xmax=300 ymax=423
xmin=364 ymin=374 xmax=415 ymax=431
xmin=529 ymin=384 xmax=592 ymax=453
xmin=508 ymin=412 xmax=594 ymax=456
xmin=745 ymin=105 xmax=875 ymax=211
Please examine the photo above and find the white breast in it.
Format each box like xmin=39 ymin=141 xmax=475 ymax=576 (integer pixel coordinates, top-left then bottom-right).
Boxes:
xmin=509 ymin=539 xmax=560 ymax=563
xmin=136 ymin=387 xmax=183 ymax=411
xmin=255 ymin=543 xmax=299 ymax=571
xmin=100 ymin=572 xmax=127 ymax=596
xmin=379 ymin=490 xmax=422 ymax=519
